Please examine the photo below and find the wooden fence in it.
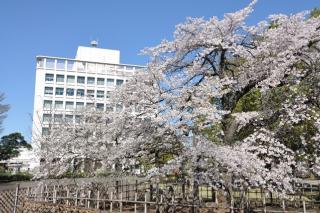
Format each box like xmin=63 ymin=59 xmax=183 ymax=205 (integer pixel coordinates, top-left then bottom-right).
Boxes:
xmin=1 ymin=180 xmax=320 ymax=213
xmin=23 ymin=180 xmax=218 ymax=212
xmin=0 ymin=186 xmax=29 ymax=213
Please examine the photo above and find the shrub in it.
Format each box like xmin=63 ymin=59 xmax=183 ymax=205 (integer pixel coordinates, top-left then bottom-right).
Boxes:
xmin=0 ymin=172 xmax=33 ymax=182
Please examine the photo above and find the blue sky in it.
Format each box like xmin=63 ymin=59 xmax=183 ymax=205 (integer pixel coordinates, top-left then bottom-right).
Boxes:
xmin=0 ymin=0 xmax=319 ymax=141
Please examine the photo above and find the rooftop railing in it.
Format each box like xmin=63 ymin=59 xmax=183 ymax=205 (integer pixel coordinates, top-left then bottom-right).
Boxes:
xmin=36 ymin=57 xmax=145 ymax=75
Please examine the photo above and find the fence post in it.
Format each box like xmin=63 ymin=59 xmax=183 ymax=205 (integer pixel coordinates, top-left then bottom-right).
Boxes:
xmin=120 ymin=192 xmax=123 ymax=213
xmin=96 ymin=190 xmax=100 ymax=209
xmin=13 ymin=184 xmax=20 ymax=213
xmin=144 ymin=192 xmax=147 ymax=213
xmin=303 ymin=200 xmax=306 ymax=213
xmin=75 ymin=189 xmax=78 ymax=206
xmin=44 ymin=185 xmax=48 ymax=201
xmin=110 ymin=191 xmax=113 ymax=213
xmin=282 ymin=199 xmax=285 ymax=212
xmin=215 ymin=190 xmax=218 ymax=205
xmin=160 ymin=194 xmax=163 ymax=213
xmin=53 ymin=185 xmax=57 ymax=204
xmin=134 ymin=192 xmax=137 ymax=213
xmin=263 ymin=193 xmax=266 ymax=213
xmin=40 ymin=185 xmax=43 ymax=201
xmin=66 ymin=187 xmax=70 ymax=206
xmin=87 ymin=190 xmax=91 ymax=208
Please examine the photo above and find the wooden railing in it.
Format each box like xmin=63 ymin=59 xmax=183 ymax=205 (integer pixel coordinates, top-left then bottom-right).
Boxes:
xmin=1 ymin=180 xmax=320 ymax=213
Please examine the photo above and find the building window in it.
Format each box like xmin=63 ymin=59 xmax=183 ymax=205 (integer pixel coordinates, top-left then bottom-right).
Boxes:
xmin=67 ymin=61 xmax=75 ymax=71
xmin=76 ymin=102 xmax=84 ymax=109
xmin=45 ymin=74 xmax=54 ymax=82
xmin=97 ymin=78 xmax=105 ymax=86
xmin=42 ymin=114 xmax=51 ymax=123
xmin=96 ymin=103 xmax=104 ymax=111
xmin=106 ymin=78 xmax=114 ymax=86
xmin=77 ymin=89 xmax=84 ymax=97
xmin=46 ymin=59 xmax=55 ymax=69
xmin=65 ymin=101 xmax=74 ymax=110
xmin=77 ymin=76 xmax=85 ymax=84
xmin=54 ymin=114 xmax=63 ymax=123
xmin=54 ymin=101 xmax=63 ymax=109
xmin=42 ymin=128 xmax=50 ymax=136
xmin=56 ymin=59 xmax=65 ymax=70
xmin=97 ymin=90 xmax=104 ymax=98
xmin=43 ymin=100 xmax=52 ymax=109
xmin=87 ymin=90 xmax=94 ymax=98
xmin=56 ymin=75 xmax=64 ymax=83
xmin=86 ymin=103 xmax=94 ymax=109
xmin=66 ymin=88 xmax=74 ymax=96
xmin=106 ymin=91 xmax=112 ymax=99
xmin=55 ymin=87 xmax=64 ymax=96
xmin=37 ymin=58 xmax=44 ymax=68
xmin=77 ymin=62 xmax=86 ymax=71
xmin=75 ymin=115 xmax=83 ymax=124
xmin=116 ymin=79 xmax=124 ymax=86
xmin=87 ymin=77 xmax=95 ymax=85
xmin=44 ymin=87 xmax=53 ymax=95
xmin=65 ymin=115 xmax=73 ymax=123
xmin=67 ymin=75 xmax=75 ymax=83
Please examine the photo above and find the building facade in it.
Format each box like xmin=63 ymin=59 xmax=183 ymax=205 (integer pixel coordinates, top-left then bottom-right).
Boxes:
xmin=32 ymin=45 xmax=144 ymax=139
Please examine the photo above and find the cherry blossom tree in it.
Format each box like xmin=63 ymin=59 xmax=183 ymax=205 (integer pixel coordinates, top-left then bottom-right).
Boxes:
xmin=115 ymin=0 xmax=319 ymax=201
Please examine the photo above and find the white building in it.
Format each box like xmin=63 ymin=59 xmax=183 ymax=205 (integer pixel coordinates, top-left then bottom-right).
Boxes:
xmin=32 ymin=43 xmax=144 ymax=140
xmin=0 ymin=148 xmax=38 ymax=174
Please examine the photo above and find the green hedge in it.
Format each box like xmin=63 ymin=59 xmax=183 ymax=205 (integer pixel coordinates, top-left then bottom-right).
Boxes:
xmin=0 ymin=172 xmax=33 ymax=182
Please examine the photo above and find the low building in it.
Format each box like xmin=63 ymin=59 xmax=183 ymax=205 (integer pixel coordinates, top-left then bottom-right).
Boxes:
xmin=0 ymin=148 xmax=38 ymax=174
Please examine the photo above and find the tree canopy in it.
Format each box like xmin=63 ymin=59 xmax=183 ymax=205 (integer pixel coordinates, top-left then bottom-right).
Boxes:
xmin=0 ymin=132 xmax=32 ymax=161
